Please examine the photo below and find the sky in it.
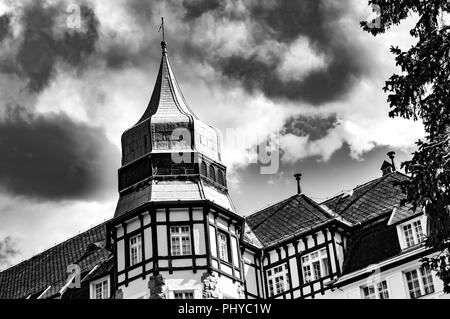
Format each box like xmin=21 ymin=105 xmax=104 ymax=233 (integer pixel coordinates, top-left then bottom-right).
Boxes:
xmin=0 ymin=0 xmax=424 ymax=269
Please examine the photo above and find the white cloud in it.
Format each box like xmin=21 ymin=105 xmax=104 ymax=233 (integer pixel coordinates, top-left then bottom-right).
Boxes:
xmin=0 ymin=194 xmax=116 ymax=269
xmin=277 ymin=37 xmax=328 ymax=82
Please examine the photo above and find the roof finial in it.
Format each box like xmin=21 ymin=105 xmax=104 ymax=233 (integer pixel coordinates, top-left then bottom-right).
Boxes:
xmin=158 ymin=17 xmax=167 ymax=55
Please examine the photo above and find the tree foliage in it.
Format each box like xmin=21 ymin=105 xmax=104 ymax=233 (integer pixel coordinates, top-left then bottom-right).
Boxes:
xmin=362 ymin=0 xmax=450 ymax=292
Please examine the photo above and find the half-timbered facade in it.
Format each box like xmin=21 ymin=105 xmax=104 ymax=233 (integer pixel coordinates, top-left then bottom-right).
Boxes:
xmin=0 ymin=40 xmax=448 ymax=300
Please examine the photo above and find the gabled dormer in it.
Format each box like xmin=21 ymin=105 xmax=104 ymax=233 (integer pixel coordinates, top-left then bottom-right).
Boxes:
xmin=388 ymin=207 xmax=427 ymax=251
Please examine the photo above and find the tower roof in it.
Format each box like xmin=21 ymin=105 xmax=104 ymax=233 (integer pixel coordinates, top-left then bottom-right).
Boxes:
xmin=137 ymin=41 xmax=198 ymax=124
xmin=120 ymin=40 xmax=222 ymax=167
xmin=115 ymin=39 xmax=233 ymax=218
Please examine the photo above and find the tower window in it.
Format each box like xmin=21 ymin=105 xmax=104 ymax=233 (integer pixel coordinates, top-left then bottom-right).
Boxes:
xmin=129 ymin=234 xmax=142 ymax=266
xmin=217 ymin=231 xmax=230 ymax=262
xmin=217 ymin=170 xmax=225 ymax=186
xmin=171 ymin=226 xmax=191 ymax=256
xmin=200 ymin=161 xmax=207 ymax=176
xmin=209 ymin=166 xmax=216 ymax=182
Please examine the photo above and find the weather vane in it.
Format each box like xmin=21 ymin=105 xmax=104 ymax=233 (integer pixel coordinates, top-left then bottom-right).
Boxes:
xmin=158 ymin=17 xmax=165 ymax=42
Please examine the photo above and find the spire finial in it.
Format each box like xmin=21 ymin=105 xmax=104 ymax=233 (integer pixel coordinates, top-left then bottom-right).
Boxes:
xmin=159 ymin=17 xmax=167 ymax=55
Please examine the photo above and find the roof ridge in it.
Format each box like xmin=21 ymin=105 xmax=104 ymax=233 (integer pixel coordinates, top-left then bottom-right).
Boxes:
xmin=335 ymin=174 xmax=390 ymax=217
xmin=295 ymin=195 xmax=327 ymax=220
xmin=0 ymin=218 xmax=110 ymax=273
xmin=301 ymin=194 xmax=336 ymax=220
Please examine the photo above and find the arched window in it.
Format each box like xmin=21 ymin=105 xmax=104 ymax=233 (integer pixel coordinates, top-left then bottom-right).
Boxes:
xmin=209 ymin=166 xmax=216 ymax=182
xmin=200 ymin=161 xmax=207 ymax=176
xmin=217 ymin=170 xmax=225 ymax=186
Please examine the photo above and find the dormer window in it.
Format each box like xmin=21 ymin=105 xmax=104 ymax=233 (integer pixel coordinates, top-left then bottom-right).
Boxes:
xmin=396 ymin=215 xmax=426 ymax=250
xmin=402 ymin=219 xmax=424 ymax=248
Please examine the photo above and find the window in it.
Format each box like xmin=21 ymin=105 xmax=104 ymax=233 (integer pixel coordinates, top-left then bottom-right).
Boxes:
xmin=200 ymin=161 xmax=207 ymax=176
xmin=217 ymin=170 xmax=225 ymax=186
xmin=129 ymin=234 xmax=142 ymax=266
xmin=171 ymin=226 xmax=191 ymax=256
xmin=301 ymin=248 xmax=330 ymax=283
xmin=361 ymin=280 xmax=389 ymax=299
xmin=91 ymin=278 xmax=109 ymax=299
xmin=404 ymin=267 xmax=435 ymax=298
xmin=209 ymin=166 xmax=216 ymax=182
xmin=267 ymin=264 xmax=290 ymax=297
xmin=218 ymin=231 xmax=230 ymax=262
xmin=174 ymin=291 xmax=194 ymax=299
xmin=402 ymin=219 xmax=424 ymax=248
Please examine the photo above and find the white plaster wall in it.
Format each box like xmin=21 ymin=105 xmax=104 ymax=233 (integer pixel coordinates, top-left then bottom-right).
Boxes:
xmin=321 ymin=254 xmax=450 ymax=299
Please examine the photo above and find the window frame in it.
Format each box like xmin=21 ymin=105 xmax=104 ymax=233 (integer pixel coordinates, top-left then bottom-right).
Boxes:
xmin=397 ymin=216 xmax=426 ymax=250
xmin=267 ymin=263 xmax=290 ymax=297
xmin=173 ymin=290 xmax=195 ymax=299
xmin=404 ymin=266 xmax=435 ymax=299
xmin=170 ymin=225 xmax=192 ymax=256
xmin=217 ymin=230 xmax=231 ymax=263
xmin=300 ymin=248 xmax=331 ymax=284
xmin=90 ymin=277 xmax=110 ymax=300
xmin=360 ymin=280 xmax=390 ymax=299
xmin=129 ymin=234 xmax=142 ymax=267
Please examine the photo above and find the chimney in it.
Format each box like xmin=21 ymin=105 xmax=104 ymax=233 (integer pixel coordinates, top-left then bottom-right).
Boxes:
xmin=380 ymin=151 xmax=396 ymax=176
xmin=294 ymin=173 xmax=302 ymax=195
xmin=387 ymin=151 xmax=396 ymax=171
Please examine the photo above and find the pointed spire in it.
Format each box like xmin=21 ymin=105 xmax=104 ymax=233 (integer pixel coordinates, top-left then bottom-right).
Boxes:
xmin=159 ymin=17 xmax=167 ymax=56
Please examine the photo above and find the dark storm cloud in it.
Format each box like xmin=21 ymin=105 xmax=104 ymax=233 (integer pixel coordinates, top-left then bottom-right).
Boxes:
xmin=0 ymin=105 xmax=119 ymax=201
xmin=0 ymin=237 xmax=20 ymax=267
xmin=182 ymin=0 xmax=222 ymax=20
xmin=214 ymin=0 xmax=366 ymax=105
xmin=0 ymin=1 xmax=99 ymax=92
xmin=0 ymin=14 xmax=11 ymax=43
xmin=283 ymin=114 xmax=340 ymax=141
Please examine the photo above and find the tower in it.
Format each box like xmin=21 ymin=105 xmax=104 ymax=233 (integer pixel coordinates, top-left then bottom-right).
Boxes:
xmin=107 ymin=39 xmax=245 ymax=299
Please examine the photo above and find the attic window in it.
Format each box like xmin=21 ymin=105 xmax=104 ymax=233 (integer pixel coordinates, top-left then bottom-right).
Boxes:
xmin=402 ymin=220 xmax=424 ymax=248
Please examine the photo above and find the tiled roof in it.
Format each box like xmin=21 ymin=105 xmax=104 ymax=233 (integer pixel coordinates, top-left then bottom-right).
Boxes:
xmin=137 ymin=41 xmax=198 ymax=124
xmin=0 ymin=221 xmax=111 ymax=299
xmin=321 ymin=172 xmax=413 ymax=225
xmin=246 ymin=194 xmax=335 ymax=248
